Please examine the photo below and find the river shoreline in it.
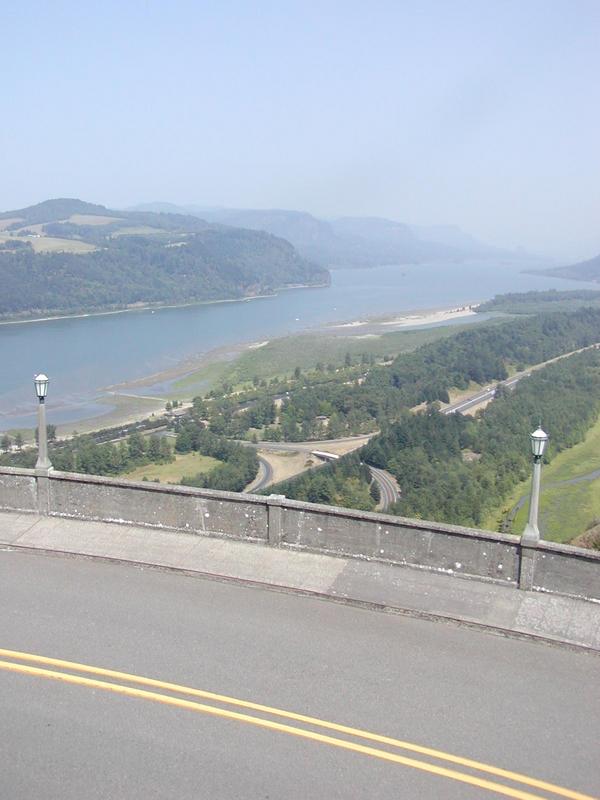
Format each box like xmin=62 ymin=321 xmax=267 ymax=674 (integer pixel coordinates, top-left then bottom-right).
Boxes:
xmin=4 ymin=257 xmax=595 ymax=438
xmin=0 ymin=281 xmax=330 ymax=327
xmin=102 ymin=303 xmax=483 ymax=392
xmin=49 ymin=302 xmax=487 ymax=437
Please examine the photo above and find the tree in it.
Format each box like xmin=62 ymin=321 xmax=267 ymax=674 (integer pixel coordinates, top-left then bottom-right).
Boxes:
xmin=14 ymin=432 xmax=24 ymax=450
xmin=147 ymin=436 xmax=162 ymax=461
xmin=1 ymin=434 xmax=11 ymax=452
xmin=159 ymin=438 xmax=173 ymax=460
xmin=369 ymin=481 xmax=381 ymax=503
xmin=192 ymin=396 xmax=208 ymax=418
xmin=175 ymin=428 xmax=193 ymax=453
xmin=128 ymin=431 xmax=146 ymax=459
xmin=35 ymin=424 xmax=56 ymax=445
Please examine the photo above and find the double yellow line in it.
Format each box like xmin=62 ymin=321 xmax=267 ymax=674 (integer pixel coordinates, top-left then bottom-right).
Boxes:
xmin=0 ymin=648 xmax=595 ymax=800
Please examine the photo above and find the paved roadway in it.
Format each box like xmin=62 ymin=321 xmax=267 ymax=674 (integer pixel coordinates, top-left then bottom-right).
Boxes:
xmin=369 ymin=465 xmax=400 ymax=509
xmin=1 ymin=550 xmax=598 ymax=800
xmin=443 ymin=375 xmax=524 ymax=415
xmin=241 ymin=435 xmax=374 ymax=454
xmin=245 ymin=454 xmax=274 ymax=493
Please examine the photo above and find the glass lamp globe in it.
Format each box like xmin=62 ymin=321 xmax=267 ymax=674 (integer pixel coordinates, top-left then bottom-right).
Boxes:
xmin=34 ymin=373 xmax=49 ymax=400
xmin=530 ymin=426 xmax=548 ymax=458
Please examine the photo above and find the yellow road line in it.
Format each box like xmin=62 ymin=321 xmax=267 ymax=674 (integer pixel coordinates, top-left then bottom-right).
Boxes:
xmin=0 ymin=648 xmax=590 ymax=800
xmin=0 ymin=648 xmax=595 ymax=800
xmin=0 ymin=659 xmax=552 ymax=800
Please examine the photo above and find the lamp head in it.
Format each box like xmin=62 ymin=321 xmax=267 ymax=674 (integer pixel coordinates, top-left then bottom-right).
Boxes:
xmin=530 ymin=426 xmax=548 ymax=459
xmin=34 ymin=373 xmax=49 ymax=401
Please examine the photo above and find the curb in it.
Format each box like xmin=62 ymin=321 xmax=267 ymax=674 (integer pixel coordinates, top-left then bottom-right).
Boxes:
xmin=3 ymin=541 xmax=599 ymax=656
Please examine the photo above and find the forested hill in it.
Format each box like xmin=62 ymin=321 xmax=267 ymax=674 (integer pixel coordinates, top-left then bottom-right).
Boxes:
xmin=0 ymin=199 xmax=328 ymax=318
xmin=362 ymin=347 xmax=600 ymax=527
xmin=532 ymin=252 xmax=600 ymax=283
xmin=477 ymin=289 xmax=600 ymax=314
xmin=269 ymin=308 xmax=600 ymax=526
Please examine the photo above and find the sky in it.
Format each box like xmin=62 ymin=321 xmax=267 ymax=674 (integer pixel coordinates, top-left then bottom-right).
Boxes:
xmin=2 ymin=0 xmax=599 ymax=260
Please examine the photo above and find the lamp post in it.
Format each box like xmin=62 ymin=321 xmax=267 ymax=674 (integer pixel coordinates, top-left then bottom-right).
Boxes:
xmin=522 ymin=426 xmax=549 ymax=543
xmin=34 ymin=373 xmax=52 ymax=471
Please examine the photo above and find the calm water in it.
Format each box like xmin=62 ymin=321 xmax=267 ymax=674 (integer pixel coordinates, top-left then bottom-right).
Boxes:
xmin=0 ymin=260 xmax=596 ymax=430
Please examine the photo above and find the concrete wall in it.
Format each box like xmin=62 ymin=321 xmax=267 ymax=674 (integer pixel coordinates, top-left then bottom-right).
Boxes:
xmin=278 ymin=501 xmax=519 ymax=585
xmin=48 ymin=472 xmax=268 ymax=542
xmin=0 ymin=467 xmax=37 ymax=513
xmin=534 ymin=541 xmax=600 ymax=599
xmin=0 ymin=466 xmax=598 ymax=601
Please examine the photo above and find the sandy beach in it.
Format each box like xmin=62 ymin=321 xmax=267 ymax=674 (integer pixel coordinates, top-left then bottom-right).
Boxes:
xmin=329 ymin=305 xmax=477 ymax=332
xmin=380 ymin=305 xmax=477 ymax=327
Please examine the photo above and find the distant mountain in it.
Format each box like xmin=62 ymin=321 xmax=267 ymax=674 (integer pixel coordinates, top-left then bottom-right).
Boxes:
xmin=0 ymin=198 xmax=120 ymax=226
xmin=128 ymin=203 xmax=507 ymax=268
xmin=533 ymin=253 xmax=600 ymax=283
xmin=125 ymin=201 xmax=205 ymax=216
xmin=0 ymin=199 xmax=327 ymax=319
xmin=411 ymin=224 xmax=501 ymax=254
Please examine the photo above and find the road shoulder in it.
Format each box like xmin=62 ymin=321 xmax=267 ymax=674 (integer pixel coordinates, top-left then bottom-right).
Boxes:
xmin=0 ymin=511 xmax=598 ymax=652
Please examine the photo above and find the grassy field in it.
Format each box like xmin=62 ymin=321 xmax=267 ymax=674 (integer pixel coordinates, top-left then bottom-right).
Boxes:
xmin=483 ymin=413 xmax=600 ymax=542
xmin=121 ymin=452 xmax=222 ymax=484
xmin=29 ymin=236 xmax=97 ymax=253
xmin=218 ymin=322 xmax=488 ymax=387
xmin=68 ymin=214 xmax=123 ymax=226
xmin=517 ymin=478 xmax=600 ymax=544
xmin=111 ymin=225 xmax=167 ymax=237
xmin=0 ymin=218 xmax=23 ymax=231
xmin=0 ymin=235 xmax=96 ymax=254
xmin=170 ymin=318 xmax=500 ymax=402
xmin=172 ymin=361 xmax=231 ymax=396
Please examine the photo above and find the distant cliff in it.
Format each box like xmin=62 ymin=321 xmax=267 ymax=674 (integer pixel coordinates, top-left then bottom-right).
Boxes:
xmin=133 ymin=204 xmax=508 ymax=268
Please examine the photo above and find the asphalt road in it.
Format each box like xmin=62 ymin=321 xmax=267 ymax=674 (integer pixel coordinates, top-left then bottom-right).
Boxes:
xmin=245 ymin=454 xmax=274 ymax=493
xmin=444 ymin=376 xmax=523 ymax=415
xmin=240 ymin=435 xmax=373 ymax=454
xmin=369 ymin=465 xmax=400 ymax=509
xmin=1 ymin=551 xmax=598 ymax=799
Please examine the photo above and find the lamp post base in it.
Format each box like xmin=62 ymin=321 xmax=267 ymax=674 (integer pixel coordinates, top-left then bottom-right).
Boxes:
xmin=521 ymin=522 xmax=540 ymax=544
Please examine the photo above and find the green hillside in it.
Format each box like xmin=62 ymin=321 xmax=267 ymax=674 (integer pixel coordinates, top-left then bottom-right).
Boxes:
xmin=532 ymin=253 xmax=600 ymax=283
xmin=0 ymin=199 xmax=328 ymax=318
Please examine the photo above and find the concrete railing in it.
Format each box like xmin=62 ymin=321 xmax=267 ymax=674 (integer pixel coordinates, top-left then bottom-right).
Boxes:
xmin=1 ymin=466 xmax=598 ymax=601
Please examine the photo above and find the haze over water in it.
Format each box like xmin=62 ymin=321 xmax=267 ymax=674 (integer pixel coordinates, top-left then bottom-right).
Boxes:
xmin=1 ymin=261 xmax=597 ymax=431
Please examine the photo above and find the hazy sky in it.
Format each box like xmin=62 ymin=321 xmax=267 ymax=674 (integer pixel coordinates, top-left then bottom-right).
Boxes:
xmin=2 ymin=0 xmax=599 ymax=259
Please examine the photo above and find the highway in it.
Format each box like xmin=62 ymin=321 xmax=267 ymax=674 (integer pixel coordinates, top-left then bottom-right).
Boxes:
xmin=244 ymin=454 xmax=274 ymax=493
xmin=443 ymin=375 xmax=523 ymax=415
xmin=1 ymin=550 xmax=598 ymax=799
xmin=443 ymin=341 xmax=600 ymax=416
xmin=369 ymin=465 xmax=400 ymax=509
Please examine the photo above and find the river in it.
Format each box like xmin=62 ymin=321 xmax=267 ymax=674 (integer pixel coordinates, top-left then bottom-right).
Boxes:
xmin=0 ymin=259 xmax=596 ymax=431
